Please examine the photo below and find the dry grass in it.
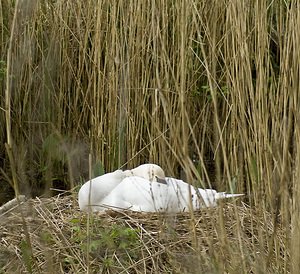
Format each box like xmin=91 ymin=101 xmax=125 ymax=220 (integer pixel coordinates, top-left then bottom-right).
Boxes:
xmin=0 ymin=195 xmax=288 ymax=273
xmin=1 ymin=0 xmax=300 ymax=272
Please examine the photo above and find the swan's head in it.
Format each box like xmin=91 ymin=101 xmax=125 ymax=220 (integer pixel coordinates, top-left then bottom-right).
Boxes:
xmin=124 ymin=164 xmax=165 ymax=182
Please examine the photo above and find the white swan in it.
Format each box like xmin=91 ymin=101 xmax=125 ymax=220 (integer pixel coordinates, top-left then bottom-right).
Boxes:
xmin=99 ymin=177 xmax=244 ymax=213
xmin=78 ymin=164 xmax=165 ymax=211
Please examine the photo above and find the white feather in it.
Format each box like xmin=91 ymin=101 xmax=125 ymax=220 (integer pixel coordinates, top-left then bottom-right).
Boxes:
xmin=98 ymin=176 xmax=244 ymax=213
xmin=78 ymin=164 xmax=165 ymax=211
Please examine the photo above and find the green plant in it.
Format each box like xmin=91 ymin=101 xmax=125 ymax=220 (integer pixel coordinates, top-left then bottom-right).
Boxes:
xmin=20 ymin=240 xmax=33 ymax=273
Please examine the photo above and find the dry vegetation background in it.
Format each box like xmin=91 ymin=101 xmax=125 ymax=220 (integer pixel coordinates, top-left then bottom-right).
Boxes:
xmin=0 ymin=0 xmax=300 ymax=273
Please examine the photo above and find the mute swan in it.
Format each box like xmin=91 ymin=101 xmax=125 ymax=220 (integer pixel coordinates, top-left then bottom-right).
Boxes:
xmin=99 ymin=176 xmax=244 ymax=213
xmin=78 ymin=164 xmax=165 ymax=211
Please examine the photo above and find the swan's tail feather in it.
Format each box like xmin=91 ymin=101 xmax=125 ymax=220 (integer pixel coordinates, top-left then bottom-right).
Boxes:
xmin=215 ymin=192 xmax=244 ymax=200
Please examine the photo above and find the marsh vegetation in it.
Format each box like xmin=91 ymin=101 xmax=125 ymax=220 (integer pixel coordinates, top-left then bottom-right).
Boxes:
xmin=0 ymin=0 xmax=299 ymax=273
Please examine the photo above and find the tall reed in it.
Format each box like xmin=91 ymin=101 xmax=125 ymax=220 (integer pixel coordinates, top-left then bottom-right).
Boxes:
xmin=1 ymin=0 xmax=299 ymax=272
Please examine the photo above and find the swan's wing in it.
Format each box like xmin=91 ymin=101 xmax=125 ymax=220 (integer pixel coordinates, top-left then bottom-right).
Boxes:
xmin=164 ymin=177 xmax=198 ymax=211
xmin=165 ymin=178 xmax=219 ymax=209
xmin=100 ymin=176 xmax=169 ymax=212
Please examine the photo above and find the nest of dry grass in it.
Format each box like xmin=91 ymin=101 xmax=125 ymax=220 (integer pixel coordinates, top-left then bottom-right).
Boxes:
xmin=0 ymin=195 xmax=289 ymax=273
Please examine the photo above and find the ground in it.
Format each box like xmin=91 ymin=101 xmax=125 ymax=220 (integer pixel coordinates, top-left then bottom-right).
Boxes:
xmin=0 ymin=196 xmax=288 ymax=273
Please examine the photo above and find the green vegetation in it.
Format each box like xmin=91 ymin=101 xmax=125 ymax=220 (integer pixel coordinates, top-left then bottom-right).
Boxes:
xmin=0 ymin=0 xmax=299 ymax=273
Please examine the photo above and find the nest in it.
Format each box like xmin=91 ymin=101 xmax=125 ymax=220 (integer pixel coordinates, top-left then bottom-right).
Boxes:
xmin=0 ymin=195 xmax=289 ymax=273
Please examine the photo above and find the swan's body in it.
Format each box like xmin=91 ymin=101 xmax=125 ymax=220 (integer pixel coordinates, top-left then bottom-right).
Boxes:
xmin=98 ymin=176 xmax=169 ymax=212
xmin=78 ymin=164 xmax=165 ymax=211
xmin=99 ymin=177 xmax=244 ymax=213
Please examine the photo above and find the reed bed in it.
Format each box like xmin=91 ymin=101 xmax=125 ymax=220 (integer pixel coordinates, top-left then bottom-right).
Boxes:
xmin=0 ymin=0 xmax=299 ymax=272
